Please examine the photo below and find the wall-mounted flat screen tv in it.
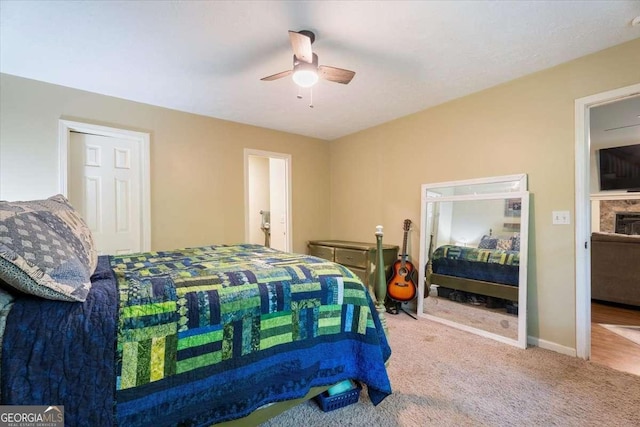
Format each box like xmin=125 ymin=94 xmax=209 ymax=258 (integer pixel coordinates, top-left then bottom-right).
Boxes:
xmin=599 ymin=144 xmax=640 ymax=191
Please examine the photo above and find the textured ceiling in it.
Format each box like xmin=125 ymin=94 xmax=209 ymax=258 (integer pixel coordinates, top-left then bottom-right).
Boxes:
xmin=1 ymin=1 xmax=639 ymax=140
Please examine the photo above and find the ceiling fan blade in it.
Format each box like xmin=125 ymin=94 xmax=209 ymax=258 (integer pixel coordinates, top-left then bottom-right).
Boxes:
xmin=318 ymin=66 xmax=356 ymax=84
xmin=260 ymin=70 xmax=292 ymax=81
xmin=288 ymin=30 xmax=313 ymax=63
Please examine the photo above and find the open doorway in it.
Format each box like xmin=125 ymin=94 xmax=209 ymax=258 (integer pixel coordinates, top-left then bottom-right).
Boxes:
xmin=575 ymin=83 xmax=640 ymax=372
xmin=244 ymin=149 xmax=292 ymax=252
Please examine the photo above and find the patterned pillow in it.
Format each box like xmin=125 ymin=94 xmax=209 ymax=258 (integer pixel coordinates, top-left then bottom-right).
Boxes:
xmin=511 ymin=233 xmax=521 ymax=252
xmin=478 ymin=235 xmax=497 ymax=249
xmin=496 ymin=238 xmax=512 ymax=251
xmin=0 ymin=195 xmax=97 ymax=302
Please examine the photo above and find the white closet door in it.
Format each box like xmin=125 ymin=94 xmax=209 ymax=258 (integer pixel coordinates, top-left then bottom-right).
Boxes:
xmin=69 ymin=132 xmax=142 ymax=255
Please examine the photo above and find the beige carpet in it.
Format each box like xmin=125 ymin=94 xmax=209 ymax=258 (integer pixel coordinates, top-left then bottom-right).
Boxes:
xmin=261 ymin=313 xmax=640 ymax=427
xmin=600 ymin=324 xmax=640 ymax=346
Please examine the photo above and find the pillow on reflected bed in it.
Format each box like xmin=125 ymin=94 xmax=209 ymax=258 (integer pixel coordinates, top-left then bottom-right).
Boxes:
xmin=496 ymin=238 xmax=512 ymax=251
xmin=478 ymin=235 xmax=498 ymax=249
xmin=0 ymin=195 xmax=97 ymax=302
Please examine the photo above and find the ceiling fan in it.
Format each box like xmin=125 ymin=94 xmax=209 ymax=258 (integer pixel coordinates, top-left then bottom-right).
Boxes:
xmin=260 ymin=30 xmax=356 ymax=88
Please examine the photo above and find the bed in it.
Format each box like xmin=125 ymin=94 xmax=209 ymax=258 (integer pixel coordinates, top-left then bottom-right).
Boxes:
xmin=428 ymin=234 xmax=520 ymax=303
xmin=0 ymin=195 xmax=391 ymax=426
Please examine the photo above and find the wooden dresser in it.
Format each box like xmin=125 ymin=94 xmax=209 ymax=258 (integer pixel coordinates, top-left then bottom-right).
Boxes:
xmin=307 ymin=240 xmax=399 ymax=298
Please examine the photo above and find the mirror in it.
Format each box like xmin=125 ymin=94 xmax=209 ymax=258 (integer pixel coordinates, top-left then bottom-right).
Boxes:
xmin=417 ymin=174 xmax=529 ymax=348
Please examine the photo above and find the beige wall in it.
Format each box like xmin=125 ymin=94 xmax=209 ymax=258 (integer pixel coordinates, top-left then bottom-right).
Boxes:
xmin=1 ymin=38 xmax=639 ymax=351
xmin=329 ymin=38 xmax=640 ymax=349
xmin=0 ymin=74 xmax=331 ymax=253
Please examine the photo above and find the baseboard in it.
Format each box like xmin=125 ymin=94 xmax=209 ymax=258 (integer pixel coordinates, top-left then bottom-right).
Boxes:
xmin=527 ymin=335 xmax=577 ymax=357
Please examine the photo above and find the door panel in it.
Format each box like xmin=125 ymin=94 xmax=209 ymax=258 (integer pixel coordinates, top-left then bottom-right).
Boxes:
xmin=69 ymin=132 xmax=141 ymax=255
xmin=269 ymin=157 xmax=287 ymax=251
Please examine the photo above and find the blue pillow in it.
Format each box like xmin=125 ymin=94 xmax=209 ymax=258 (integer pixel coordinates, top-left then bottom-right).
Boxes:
xmin=0 ymin=195 xmax=97 ymax=302
xmin=511 ymin=234 xmax=521 ymax=252
xmin=478 ymin=235 xmax=498 ymax=249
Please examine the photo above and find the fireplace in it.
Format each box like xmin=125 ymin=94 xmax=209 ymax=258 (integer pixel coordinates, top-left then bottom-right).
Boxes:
xmin=615 ymin=212 xmax=640 ymax=235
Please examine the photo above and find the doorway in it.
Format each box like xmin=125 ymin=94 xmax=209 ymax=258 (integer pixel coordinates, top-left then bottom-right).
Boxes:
xmin=59 ymin=120 xmax=151 ymax=254
xmin=244 ymin=149 xmax=292 ymax=252
xmin=574 ymin=83 xmax=640 ymax=361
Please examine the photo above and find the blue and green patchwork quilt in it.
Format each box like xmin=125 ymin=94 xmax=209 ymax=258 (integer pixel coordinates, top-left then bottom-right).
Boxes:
xmin=2 ymin=244 xmax=392 ymax=426
xmin=432 ymin=244 xmax=520 ymax=286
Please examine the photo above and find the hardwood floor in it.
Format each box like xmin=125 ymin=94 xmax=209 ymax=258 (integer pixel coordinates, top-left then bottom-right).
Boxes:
xmin=590 ymin=301 xmax=640 ymax=376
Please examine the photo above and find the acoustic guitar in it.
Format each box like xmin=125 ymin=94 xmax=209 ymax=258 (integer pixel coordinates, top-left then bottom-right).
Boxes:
xmin=386 ymin=219 xmax=418 ymax=302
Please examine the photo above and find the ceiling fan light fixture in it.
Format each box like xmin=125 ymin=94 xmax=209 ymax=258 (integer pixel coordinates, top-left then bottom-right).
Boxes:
xmin=292 ymin=55 xmax=319 ymax=87
xmin=261 ymin=32 xmax=354 ymax=90
xmin=292 ymin=69 xmax=318 ymax=87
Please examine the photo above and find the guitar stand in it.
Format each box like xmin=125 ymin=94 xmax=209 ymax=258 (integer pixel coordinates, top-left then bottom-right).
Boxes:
xmin=386 ymin=300 xmax=417 ymax=320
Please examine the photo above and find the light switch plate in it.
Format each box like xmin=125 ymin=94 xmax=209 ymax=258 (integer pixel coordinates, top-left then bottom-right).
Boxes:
xmin=552 ymin=210 xmax=570 ymax=225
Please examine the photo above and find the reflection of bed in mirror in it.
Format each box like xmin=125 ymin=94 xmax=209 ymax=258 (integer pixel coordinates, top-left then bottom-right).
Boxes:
xmin=428 ymin=233 xmax=520 ymax=308
xmin=418 ymin=174 xmax=529 ymax=348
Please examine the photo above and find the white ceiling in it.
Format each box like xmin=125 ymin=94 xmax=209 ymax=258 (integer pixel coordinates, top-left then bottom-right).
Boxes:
xmin=1 ymin=1 xmax=639 ymax=141
xmin=591 ymin=95 xmax=640 ymax=150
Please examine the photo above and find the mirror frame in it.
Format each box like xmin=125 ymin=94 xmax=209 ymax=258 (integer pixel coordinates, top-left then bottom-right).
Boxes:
xmin=417 ymin=174 xmax=529 ymax=348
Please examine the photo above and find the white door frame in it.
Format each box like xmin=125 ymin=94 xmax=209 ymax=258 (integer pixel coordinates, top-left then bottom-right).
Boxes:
xmin=243 ymin=149 xmax=292 ymax=252
xmin=574 ymin=83 xmax=640 ymax=359
xmin=58 ymin=119 xmax=151 ymax=251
